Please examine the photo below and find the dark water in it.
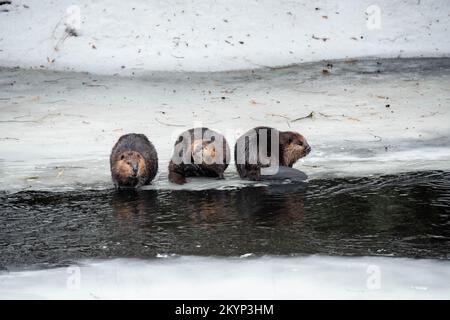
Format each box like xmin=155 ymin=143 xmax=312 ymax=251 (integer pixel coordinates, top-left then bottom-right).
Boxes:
xmin=1 ymin=170 xmax=450 ymax=269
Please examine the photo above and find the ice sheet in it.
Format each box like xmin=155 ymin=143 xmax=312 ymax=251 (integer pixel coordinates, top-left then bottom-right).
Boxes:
xmin=1 ymin=59 xmax=449 ymax=192
xmin=1 ymin=255 xmax=449 ymax=299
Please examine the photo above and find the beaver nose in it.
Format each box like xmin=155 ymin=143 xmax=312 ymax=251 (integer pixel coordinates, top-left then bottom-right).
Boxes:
xmin=130 ymin=163 xmax=138 ymax=175
xmin=305 ymin=145 xmax=311 ymax=154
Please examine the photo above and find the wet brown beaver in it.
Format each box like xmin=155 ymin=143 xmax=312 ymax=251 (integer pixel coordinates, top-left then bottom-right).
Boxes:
xmin=110 ymin=133 xmax=158 ymax=188
xmin=168 ymin=127 xmax=231 ymax=184
xmin=234 ymin=126 xmax=311 ymax=181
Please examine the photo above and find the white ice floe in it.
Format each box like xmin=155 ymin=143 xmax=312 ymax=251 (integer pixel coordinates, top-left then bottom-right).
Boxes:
xmin=0 ymin=59 xmax=449 ymax=192
xmin=0 ymin=0 xmax=449 ymax=74
xmin=1 ymin=256 xmax=449 ymax=299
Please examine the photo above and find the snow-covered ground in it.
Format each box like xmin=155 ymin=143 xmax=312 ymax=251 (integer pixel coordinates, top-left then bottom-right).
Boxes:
xmin=1 ymin=58 xmax=449 ymax=192
xmin=0 ymin=0 xmax=449 ymax=74
xmin=1 ymin=256 xmax=449 ymax=299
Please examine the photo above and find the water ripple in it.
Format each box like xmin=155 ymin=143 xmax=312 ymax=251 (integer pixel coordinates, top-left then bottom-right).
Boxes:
xmin=0 ymin=170 xmax=449 ymax=268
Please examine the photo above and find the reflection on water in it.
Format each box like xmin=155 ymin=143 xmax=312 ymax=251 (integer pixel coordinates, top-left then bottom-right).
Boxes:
xmin=1 ymin=171 xmax=449 ymax=268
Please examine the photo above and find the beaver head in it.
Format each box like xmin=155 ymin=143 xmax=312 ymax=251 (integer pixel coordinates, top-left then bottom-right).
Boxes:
xmin=279 ymin=131 xmax=311 ymax=167
xmin=112 ymin=151 xmax=147 ymax=186
xmin=192 ymin=139 xmax=219 ymax=165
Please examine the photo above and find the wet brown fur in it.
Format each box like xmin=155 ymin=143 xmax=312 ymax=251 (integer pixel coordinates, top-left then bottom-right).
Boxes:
xmin=279 ymin=131 xmax=310 ymax=167
xmin=235 ymin=127 xmax=311 ymax=180
xmin=168 ymin=127 xmax=230 ymax=184
xmin=110 ymin=133 xmax=158 ymax=188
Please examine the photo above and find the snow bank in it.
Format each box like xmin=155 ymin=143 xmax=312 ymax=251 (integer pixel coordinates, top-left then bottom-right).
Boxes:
xmin=0 ymin=0 xmax=449 ymax=74
xmin=1 ymin=256 xmax=449 ymax=299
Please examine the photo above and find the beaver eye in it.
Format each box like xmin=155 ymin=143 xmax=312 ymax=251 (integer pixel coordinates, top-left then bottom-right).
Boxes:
xmin=288 ymin=137 xmax=293 ymax=144
xmin=137 ymin=154 xmax=140 ymax=158
xmin=120 ymin=155 xmax=125 ymax=160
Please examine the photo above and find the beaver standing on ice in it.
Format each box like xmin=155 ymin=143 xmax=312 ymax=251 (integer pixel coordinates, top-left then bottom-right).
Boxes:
xmin=110 ymin=133 xmax=158 ymax=188
xmin=234 ymin=126 xmax=311 ymax=181
xmin=168 ymin=127 xmax=231 ymax=184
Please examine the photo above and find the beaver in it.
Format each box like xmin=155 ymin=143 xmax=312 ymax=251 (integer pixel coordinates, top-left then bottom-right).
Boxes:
xmin=168 ymin=127 xmax=231 ymax=184
xmin=234 ymin=126 xmax=311 ymax=181
xmin=110 ymin=133 xmax=158 ymax=188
